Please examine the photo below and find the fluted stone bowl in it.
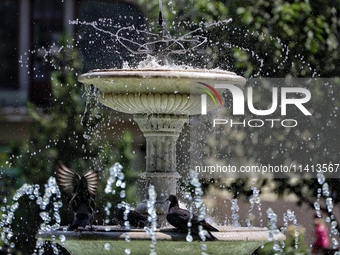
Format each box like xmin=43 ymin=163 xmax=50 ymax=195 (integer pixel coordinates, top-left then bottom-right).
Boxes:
xmin=78 ymin=69 xmax=246 ymax=115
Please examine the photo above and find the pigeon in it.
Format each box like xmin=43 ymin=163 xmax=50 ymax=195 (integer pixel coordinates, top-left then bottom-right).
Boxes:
xmin=56 ymin=161 xmax=98 ymax=230
xmin=115 ymin=202 xmax=149 ymax=228
xmin=166 ymin=194 xmax=219 ymax=241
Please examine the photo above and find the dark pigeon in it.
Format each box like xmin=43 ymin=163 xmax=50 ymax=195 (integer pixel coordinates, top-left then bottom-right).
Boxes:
xmin=166 ymin=194 xmax=219 ymax=241
xmin=57 ymin=161 xmax=98 ymax=230
xmin=115 ymin=202 xmax=149 ymax=228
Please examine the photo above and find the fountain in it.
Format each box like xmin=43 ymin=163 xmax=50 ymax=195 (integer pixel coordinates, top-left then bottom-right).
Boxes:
xmin=35 ymin=2 xmax=285 ymax=255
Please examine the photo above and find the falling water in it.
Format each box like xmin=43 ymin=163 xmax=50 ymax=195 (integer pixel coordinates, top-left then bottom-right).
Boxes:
xmin=314 ymin=173 xmax=324 ymax=219
xmin=35 ymin=177 xmax=63 ymax=255
xmin=189 ymin=169 xmax=209 ymax=254
xmin=146 ymin=185 xmax=157 ymax=255
xmin=183 ymin=191 xmax=193 ymax=243
xmin=266 ymin=207 xmax=281 ymax=252
xmin=246 ymin=186 xmax=261 ymax=227
xmin=315 ymin=173 xmax=339 ymax=251
xmin=104 ymin=162 xmax=124 ymax=197
xmin=282 ymin=209 xmax=299 ymax=250
xmin=103 ymin=162 xmax=120 ymax=233
xmin=122 ymin=200 xmax=132 ymax=255
xmin=104 ymin=201 xmax=112 ymax=229
xmin=230 ymin=199 xmax=240 ymax=227
xmin=159 ymin=0 xmax=162 ymax=13
xmin=103 ymin=162 xmax=133 ymax=253
xmin=0 ymin=177 xmax=62 ymax=255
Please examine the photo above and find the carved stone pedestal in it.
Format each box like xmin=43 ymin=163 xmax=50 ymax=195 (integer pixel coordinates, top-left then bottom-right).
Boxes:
xmin=134 ymin=114 xmax=188 ymax=225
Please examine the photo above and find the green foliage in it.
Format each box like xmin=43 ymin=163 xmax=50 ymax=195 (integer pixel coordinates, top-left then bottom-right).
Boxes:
xmin=7 ymin=33 xmax=120 ymax=254
xmin=257 ymin=225 xmax=310 ymax=254
xmin=112 ymin=132 xmax=140 ymax=204
xmin=139 ymin=0 xmax=340 ymax=77
xmin=10 ymin=33 xmax=109 ymax=184
xmin=96 ymin=131 xmax=141 ymax=225
xmin=234 ymin=0 xmax=340 ymax=77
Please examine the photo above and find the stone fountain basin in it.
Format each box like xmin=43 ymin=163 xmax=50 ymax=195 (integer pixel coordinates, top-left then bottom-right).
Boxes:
xmin=78 ymin=69 xmax=246 ymax=115
xmin=37 ymin=226 xmax=285 ymax=255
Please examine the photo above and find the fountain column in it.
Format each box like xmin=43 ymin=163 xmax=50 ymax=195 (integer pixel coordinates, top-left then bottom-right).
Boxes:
xmin=134 ymin=114 xmax=188 ymax=223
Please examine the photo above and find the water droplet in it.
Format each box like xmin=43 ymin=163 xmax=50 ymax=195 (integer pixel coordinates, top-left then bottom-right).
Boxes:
xmin=59 ymin=235 xmax=66 ymax=242
xmin=120 ymin=190 xmax=126 ymax=198
xmin=333 ymin=238 xmax=339 ymax=249
xmin=317 ymin=173 xmax=325 ymax=185
xmin=186 ymin=234 xmax=193 ymax=242
xmin=104 ymin=243 xmax=110 ymax=250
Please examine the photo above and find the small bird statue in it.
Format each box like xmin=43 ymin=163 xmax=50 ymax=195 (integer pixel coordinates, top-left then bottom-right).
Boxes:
xmin=115 ymin=202 xmax=149 ymax=228
xmin=56 ymin=161 xmax=98 ymax=230
xmin=166 ymin=194 xmax=219 ymax=241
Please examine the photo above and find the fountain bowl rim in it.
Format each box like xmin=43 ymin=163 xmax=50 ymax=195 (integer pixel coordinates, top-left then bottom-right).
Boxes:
xmin=78 ymin=68 xmax=246 ymax=84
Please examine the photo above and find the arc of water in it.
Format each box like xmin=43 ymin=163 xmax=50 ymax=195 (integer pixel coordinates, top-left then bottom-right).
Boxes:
xmin=83 ymin=19 xmax=207 ymax=57
xmin=116 ymin=27 xmax=207 ymax=55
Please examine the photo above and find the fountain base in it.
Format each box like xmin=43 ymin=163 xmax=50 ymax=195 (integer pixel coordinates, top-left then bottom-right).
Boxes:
xmin=36 ymin=226 xmax=285 ymax=255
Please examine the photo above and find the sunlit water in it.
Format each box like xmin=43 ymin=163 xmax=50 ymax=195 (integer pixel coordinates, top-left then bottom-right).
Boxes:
xmin=315 ymin=173 xmax=339 ymax=251
xmin=0 ymin=177 xmax=63 ymax=254
xmin=1 ymin=165 xmax=339 ymax=254
xmin=18 ymin=16 xmax=297 ymax=77
xmin=146 ymin=185 xmax=157 ymax=255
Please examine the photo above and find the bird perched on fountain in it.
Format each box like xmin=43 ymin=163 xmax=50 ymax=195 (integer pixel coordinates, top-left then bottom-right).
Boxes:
xmin=56 ymin=161 xmax=98 ymax=230
xmin=166 ymin=194 xmax=219 ymax=241
xmin=115 ymin=202 xmax=149 ymax=228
